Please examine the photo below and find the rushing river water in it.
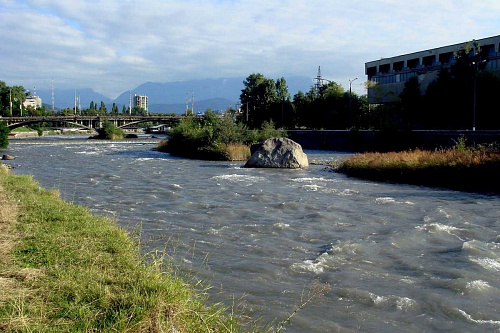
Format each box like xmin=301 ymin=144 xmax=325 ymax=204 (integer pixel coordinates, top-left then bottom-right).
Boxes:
xmin=5 ymin=136 xmax=500 ymax=332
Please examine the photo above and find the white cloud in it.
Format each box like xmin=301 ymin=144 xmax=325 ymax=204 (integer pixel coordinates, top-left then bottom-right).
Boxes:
xmin=1 ymin=0 xmax=499 ymax=98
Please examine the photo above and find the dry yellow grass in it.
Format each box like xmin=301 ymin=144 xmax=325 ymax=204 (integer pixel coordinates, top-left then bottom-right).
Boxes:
xmin=224 ymin=143 xmax=251 ymax=161
xmin=336 ymin=147 xmax=500 ymax=192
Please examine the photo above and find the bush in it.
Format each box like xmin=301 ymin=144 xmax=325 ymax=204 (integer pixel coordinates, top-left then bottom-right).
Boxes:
xmin=158 ymin=113 xmax=286 ymax=160
xmin=0 ymin=121 xmax=10 ymax=148
xmin=93 ymin=120 xmax=124 ymax=140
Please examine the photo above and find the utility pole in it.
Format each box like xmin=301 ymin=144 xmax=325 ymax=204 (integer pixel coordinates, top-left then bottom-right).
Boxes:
xmin=191 ymin=91 xmax=194 ymax=114
xmin=51 ymin=80 xmax=55 ymax=113
xmin=129 ymin=91 xmax=131 ymax=115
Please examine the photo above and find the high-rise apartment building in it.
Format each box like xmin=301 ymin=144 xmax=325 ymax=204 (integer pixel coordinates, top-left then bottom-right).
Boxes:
xmin=133 ymin=94 xmax=148 ymax=112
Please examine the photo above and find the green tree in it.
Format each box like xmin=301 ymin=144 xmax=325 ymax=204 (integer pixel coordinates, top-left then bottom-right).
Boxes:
xmin=240 ymin=73 xmax=278 ymax=128
xmin=275 ymin=77 xmax=290 ymax=102
xmin=422 ymin=40 xmax=499 ymax=130
xmin=59 ymin=108 xmax=74 ymax=116
xmin=99 ymin=101 xmax=107 ymax=115
xmin=399 ymin=76 xmax=422 ymax=129
xmin=111 ymin=103 xmax=119 ymax=115
xmin=0 ymin=121 xmax=10 ymax=148
xmin=95 ymin=120 xmax=124 ymax=139
xmin=0 ymin=82 xmax=27 ymax=117
xmin=131 ymin=106 xmax=147 ymax=116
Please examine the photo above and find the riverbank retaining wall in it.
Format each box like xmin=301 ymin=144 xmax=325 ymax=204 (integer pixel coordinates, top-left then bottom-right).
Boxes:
xmin=287 ymin=130 xmax=500 ymax=152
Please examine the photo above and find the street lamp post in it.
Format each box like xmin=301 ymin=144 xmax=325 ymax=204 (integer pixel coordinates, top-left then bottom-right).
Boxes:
xmin=245 ymin=94 xmax=249 ymax=123
xmin=348 ymin=78 xmax=358 ymax=128
xmin=9 ymin=89 xmax=12 ymax=116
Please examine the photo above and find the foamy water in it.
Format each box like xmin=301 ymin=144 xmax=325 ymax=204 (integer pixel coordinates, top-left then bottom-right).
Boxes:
xmin=6 ymin=137 xmax=500 ymax=332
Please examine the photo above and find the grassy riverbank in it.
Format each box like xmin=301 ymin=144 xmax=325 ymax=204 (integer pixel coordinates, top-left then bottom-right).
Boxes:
xmin=335 ymin=142 xmax=500 ymax=192
xmin=0 ymin=166 xmax=241 ymax=332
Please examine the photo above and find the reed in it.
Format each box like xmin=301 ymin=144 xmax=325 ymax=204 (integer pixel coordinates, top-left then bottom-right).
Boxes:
xmin=223 ymin=143 xmax=252 ymax=161
xmin=335 ymin=143 xmax=500 ymax=192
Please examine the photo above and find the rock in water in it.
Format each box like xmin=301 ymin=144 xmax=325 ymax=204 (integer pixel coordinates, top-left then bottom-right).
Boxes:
xmin=2 ymin=155 xmax=15 ymax=160
xmin=244 ymin=137 xmax=308 ymax=168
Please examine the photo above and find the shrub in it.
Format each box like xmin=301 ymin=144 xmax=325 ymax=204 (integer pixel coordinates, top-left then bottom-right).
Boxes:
xmin=93 ymin=120 xmax=124 ymax=140
xmin=160 ymin=112 xmax=286 ymax=160
xmin=0 ymin=121 xmax=10 ymax=148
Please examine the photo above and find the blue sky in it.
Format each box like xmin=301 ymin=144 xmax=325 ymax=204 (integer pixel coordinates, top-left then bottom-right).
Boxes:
xmin=1 ymin=0 xmax=499 ymax=98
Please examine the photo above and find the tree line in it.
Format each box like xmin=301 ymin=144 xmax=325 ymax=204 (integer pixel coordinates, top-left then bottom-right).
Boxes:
xmin=237 ymin=42 xmax=500 ymax=131
xmin=237 ymin=73 xmax=369 ymax=130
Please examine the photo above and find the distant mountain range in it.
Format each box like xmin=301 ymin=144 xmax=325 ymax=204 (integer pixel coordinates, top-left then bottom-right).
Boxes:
xmin=36 ymin=76 xmax=313 ymax=114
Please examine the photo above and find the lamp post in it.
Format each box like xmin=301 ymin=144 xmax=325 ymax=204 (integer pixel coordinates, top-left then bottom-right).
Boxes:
xmin=471 ymin=58 xmax=486 ymax=131
xmin=348 ymin=77 xmax=358 ymax=128
xmin=9 ymin=89 xmax=12 ymax=116
xmin=244 ymin=94 xmax=249 ymax=123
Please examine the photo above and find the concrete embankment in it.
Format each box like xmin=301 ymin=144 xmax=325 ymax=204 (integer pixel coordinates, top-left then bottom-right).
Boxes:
xmin=288 ymin=130 xmax=500 ymax=152
xmin=8 ymin=131 xmax=40 ymax=138
xmin=8 ymin=130 xmax=94 ymax=139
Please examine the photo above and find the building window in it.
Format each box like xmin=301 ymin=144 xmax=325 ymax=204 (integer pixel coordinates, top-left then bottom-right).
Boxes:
xmin=379 ymin=63 xmax=390 ymax=73
xmin=400 ymin=72 xmax=417 ymax=82
xmin=367 ymin=66 xmax=377 ymax=79
xmin=376 ymin=75 xmax=396 ymax=85
xmin=439 ymin=52 xmax=453 ymax=64
xmin=480 ymin=44 xmax=495 ymax=58
xmin=393 ymin=61 xmax=404 ymax=71
xmin=422 ymin=55 xmax=435 ymax=67
xmin=407 ymin=58 xmax=419 ymax=69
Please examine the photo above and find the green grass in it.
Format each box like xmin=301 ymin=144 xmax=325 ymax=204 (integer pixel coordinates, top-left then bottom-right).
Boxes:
xmin=11 ymin=127 xmax=32 ymax=132
xmin=0 ymin=167 xmax=242 ymax=332
xmin=335 ymin=143 xmax=500 ymax=192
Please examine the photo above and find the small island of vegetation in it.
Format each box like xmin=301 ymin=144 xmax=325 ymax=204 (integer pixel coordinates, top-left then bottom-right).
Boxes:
xmin=90 ymin=120 xmax=125 ymax=140
xmin=335 ymin=137 xmax=500 ymax=192
xmin=157 ymin=110 xmax=286 ymax=161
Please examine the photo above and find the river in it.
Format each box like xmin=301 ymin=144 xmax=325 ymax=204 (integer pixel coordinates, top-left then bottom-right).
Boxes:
xmin=4 ymin=136 xmax=500 ymax=332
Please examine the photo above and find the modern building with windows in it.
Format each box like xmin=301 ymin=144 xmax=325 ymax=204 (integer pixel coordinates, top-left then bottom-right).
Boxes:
xmin=133 ymin=94 xmax=148 ymax=112
xmin=365 ymin=35 xmax=500 ymax=103
xmin=23 ymin=95 xmax=42 ymax=109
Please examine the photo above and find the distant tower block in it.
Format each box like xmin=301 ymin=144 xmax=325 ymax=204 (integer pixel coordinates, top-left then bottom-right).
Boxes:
xmin=133 ymin=94 xmax=149 ymax=114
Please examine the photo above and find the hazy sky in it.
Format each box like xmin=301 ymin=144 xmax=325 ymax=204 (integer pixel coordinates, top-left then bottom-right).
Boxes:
xmin=1 ymin=0 xmax=499 ymax=98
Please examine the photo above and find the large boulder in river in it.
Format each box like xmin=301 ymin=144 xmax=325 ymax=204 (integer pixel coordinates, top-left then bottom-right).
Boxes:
xmin=244 ymin=137 xmax=308 ymax=169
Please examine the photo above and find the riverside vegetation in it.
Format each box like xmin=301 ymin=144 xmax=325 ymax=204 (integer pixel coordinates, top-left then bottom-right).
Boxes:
xmin=335 ymin=136 xmax=500 ymax=192
xmin=0 ymin=166 xmax=242 ymax=332
xmin=91 ymin=120 xmax=125 ymax=140
xmin=157 ymin=111 xmax=286 ymax=160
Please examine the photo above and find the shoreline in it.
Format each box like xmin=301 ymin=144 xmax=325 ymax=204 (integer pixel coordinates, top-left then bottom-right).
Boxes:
xmin=334 ymin=148 xmax=500 ymax=193
xmin=0 ymin=166 xmax=241 ymax=331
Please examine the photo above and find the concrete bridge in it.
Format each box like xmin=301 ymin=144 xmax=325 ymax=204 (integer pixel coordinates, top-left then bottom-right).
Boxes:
xmin=2 ymin=115 xmax=184 ymax=130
